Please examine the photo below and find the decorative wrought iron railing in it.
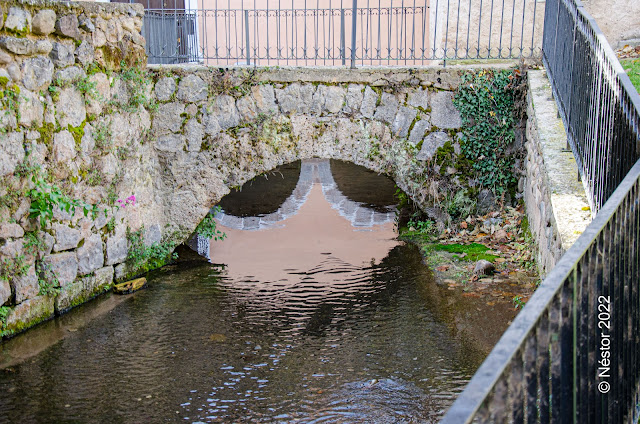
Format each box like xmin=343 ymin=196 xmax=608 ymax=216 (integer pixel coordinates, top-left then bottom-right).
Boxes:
xmin=141 ymin=0 xmax=543 ymax=66
xmin=441 ymin=0 xmax=640 ymax=422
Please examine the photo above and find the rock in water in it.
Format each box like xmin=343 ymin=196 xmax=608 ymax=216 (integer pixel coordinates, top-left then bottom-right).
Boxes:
xmin=473 ymin=259 xmax=495 ymax=276
xmin=113 ymin=277 xmax=147 ymax=294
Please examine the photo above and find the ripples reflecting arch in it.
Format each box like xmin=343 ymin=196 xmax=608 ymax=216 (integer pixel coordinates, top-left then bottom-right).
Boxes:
xmin=193 ymin=159 xmax=397 ymax=257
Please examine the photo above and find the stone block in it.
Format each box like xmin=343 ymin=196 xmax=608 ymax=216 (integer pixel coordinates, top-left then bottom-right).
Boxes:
xmin=52 ymin=130 xmax=77 ymax=164
xmin=185 ymin=118 xmax=203 ymax=152
xmin=55 ymin=15 xmax=80 ymax=39
xmin=49 ymin=42 xmax=75 ymax=67
xmin=236 ymin=95 xmax=257 ymax=121
xmin=373 ymin=92 xmax=399 ymax=125
xmin=408 ymin=118 xmax=431 ymax=145
xmin=32 ymin=10 xmax=56 ymax=36
xmin=430 ymin=91 xmax=462 ymax=129
xmin=5 ymin=7 xmax=32 ymax=34
xmin=391 ymin=106 xmax=417 ymax=138
xmin=343 ymin=84 xmax=364 ymax=114
xmin=408 ymin=87 xmax=429 ymax=110
xmin=156 ymin=134 xmax=185 ymax=153
xmin=0 ymin=223 xmax=24 ymax=239
xmin=251 ymin=84 xmax=277 ymax=114
xmin=78 ymin=15 xmax=95 ymax=33
xmin=75 ymin=41 xmax=94 ymax=66
xmin=416 ymin=131 xmax=449 ymax=161
xmin=0 ymin=131 xmax=25 ymax=177
xmin=56 ymin=86 xmax=86 ymax=128
xmin=0 ymin=36 xmax=36 ymax=55
xmin=153 ymin=102 xmax=185 ymax=134
xmin=43 ymin=252 xmax=77 ymax=286
xmin=154 ymin=77 xmax=176 ymax=101
xmin=106 ymin=234 xmax=128 ymax=266
xmin=5 ymin=295 xmax=55 ymax=335
xmin=52 ymin=223 xmax=81 ymax=252
xmin=35 ymin=40 xmax=52 ymax=55
xmin=95 ymin=266 xmax=114 ymax=288
xmin=77 ymin=234 xmax=104 ymax=275
xmin=176 ymin=75 xmax=208 ymax=102
xmin=0 ymin=49 xmax=11 ymax=65
xmin=208 ymin=95 xmax=240 ymax=129
xmin=361 ymin=87 xmax=379 ymax=118
xmin=13 ymin=264 xmax=38 ymax=304
xmin=18 ymin=89 xmax=44 ymax=128
xmin=0 ymin=279 xmax=10 ymax=306
xmin=323 ymin=86 xmax=346 ymax=114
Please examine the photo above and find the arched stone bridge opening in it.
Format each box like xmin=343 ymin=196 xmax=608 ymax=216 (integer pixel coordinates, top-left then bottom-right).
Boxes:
xmin=147 ymin=67 xmax=466 ymax=254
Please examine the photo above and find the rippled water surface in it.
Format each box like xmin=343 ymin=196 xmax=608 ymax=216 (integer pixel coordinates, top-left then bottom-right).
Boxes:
xmin=0 ymin=160 xmax=516 ymax=423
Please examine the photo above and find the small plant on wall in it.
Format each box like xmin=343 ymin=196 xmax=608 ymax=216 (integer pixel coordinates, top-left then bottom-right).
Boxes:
xmin=196 ymin=207 xmax=227 ymax=241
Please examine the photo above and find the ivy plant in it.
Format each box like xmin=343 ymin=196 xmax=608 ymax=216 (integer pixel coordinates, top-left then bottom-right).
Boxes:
xmin=453 ymin=69 xmax=521 ymax=194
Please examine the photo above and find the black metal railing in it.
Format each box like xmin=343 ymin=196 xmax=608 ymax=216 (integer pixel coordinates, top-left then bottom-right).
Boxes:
xmin=441 ymin=0 xmax=640 ymax=422
xmin=543 ymin=0 xmax=640 ymax=213
xmin=141 ymin=0 xmax=543 ymax=66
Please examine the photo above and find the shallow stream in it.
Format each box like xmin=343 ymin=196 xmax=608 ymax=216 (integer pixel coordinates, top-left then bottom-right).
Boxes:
xmin=0 ymin=160 xmax=517 ymax=423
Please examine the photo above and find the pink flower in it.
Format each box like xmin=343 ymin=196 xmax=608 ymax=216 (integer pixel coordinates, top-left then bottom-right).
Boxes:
xmin=116 ymin=195 xmax=137 ymax=208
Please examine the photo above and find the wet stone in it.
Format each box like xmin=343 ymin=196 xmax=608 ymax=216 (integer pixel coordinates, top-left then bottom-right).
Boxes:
xmin=243 ymin=217 xmax=260 ymax=230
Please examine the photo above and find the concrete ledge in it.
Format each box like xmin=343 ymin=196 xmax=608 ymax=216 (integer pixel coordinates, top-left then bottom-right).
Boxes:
xmin=525 ymin=70 xmax=592 ymax=276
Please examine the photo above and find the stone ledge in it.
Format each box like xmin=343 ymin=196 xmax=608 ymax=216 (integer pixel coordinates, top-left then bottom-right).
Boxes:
xmin=525 ymin=70 xmax=592 ymax=275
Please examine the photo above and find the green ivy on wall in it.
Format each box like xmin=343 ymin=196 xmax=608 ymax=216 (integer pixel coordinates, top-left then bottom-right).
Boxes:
xmin=453 ymin=69 xmax=521 ymax=194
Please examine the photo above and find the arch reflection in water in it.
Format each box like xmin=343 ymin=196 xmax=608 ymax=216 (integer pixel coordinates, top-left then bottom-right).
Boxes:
xmin=209 ymin=159 xmax=398 ymax=287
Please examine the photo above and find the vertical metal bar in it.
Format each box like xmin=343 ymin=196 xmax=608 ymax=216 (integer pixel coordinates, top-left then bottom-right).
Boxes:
xmin=351 ymin=0 xmax=358 ymax=68
xmin=477 ymin=0 xmax=483 ymax=57
xmin=245 ymin=9 xmax=250 ymax=65
xmin=340 ymin=8 xmax=346 ymax=65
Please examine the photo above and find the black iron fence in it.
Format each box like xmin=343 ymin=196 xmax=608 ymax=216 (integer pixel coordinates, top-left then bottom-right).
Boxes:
xmin=543 ymin=0 xmax=640 ymax=213
xmin=441 ymin=0 xmax=640 ymax=422
xmin=141 ymin=0 xmax=543 ymax=66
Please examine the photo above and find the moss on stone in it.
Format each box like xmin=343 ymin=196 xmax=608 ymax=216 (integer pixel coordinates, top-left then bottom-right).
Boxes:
xmin=68 ymin=121 xmax=86 ymax=150
xmin=37 ymin=122 xmax=56 ymax=148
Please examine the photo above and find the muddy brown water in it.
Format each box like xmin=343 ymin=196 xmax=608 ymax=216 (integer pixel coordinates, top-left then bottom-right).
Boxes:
xmin=0 ymin=160 xmax=517 ymax=423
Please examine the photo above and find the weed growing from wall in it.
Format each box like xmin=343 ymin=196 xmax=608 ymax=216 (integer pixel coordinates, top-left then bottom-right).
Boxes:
xmin=453 ymin=69 xmax=522 ymax=194
xmin=126 ymin=226 xmax=178 ymax=277
xmin=195 ymin=207 xmax=227 ymax=241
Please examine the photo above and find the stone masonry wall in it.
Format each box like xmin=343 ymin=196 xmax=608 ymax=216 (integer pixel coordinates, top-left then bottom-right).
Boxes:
xmin=0 ymin=0 xmax=499 ymax=338
xmin=524 ymin=70 xmax=592 ymax=276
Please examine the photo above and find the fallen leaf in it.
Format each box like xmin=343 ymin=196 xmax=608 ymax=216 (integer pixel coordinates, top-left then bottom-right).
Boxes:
xmin=436 ymin=265 xmax=450 ymax=272
xmin=460 ymin=221 xmax=468 ymax=229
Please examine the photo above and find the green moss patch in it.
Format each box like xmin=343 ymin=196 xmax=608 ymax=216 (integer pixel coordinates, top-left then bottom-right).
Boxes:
xmin=430 ymin=242 xmax=498 ymax=262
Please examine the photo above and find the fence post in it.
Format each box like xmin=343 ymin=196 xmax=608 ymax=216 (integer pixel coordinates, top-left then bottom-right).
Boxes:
xmin=340 ymin=9 xmax=346 ymax=65
xmin=245 ymin=10 xmax=250 ymax=66
xmin=350 ymin=0 xmax=357 ymax=68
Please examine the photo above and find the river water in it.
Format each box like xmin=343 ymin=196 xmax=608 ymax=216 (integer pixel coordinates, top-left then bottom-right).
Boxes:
xmin=0 ymin=159 xmax=517 ymax=423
